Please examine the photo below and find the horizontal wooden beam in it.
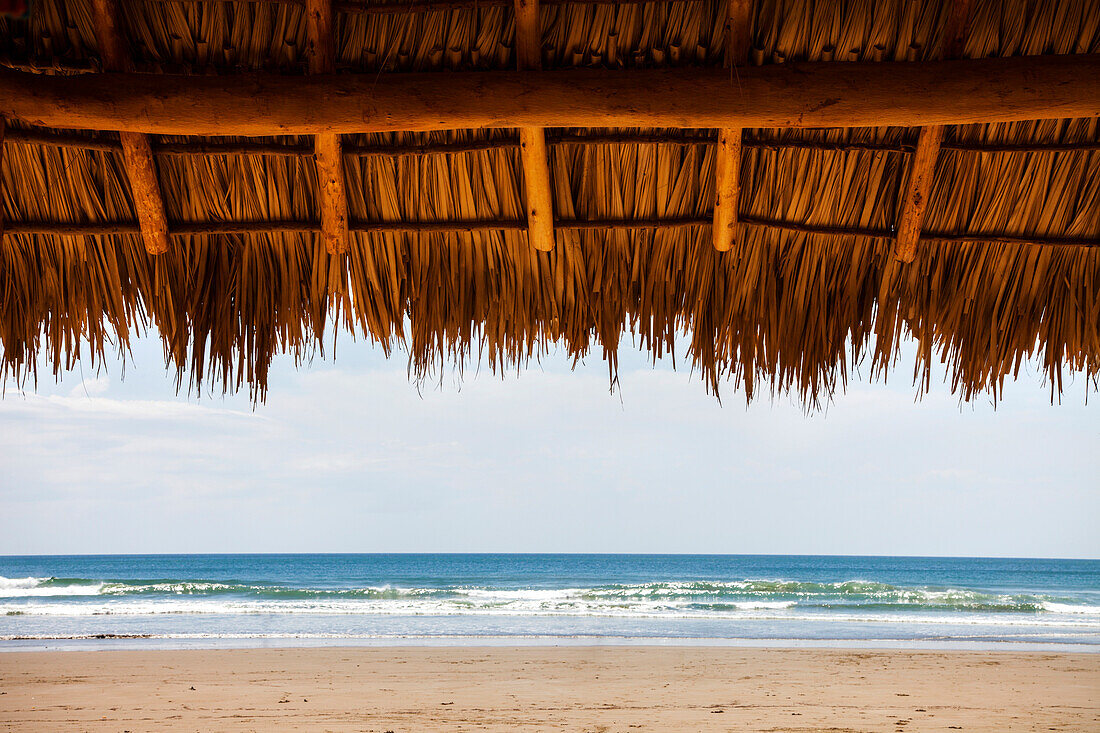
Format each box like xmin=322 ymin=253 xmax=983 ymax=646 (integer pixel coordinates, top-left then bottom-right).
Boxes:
xmin=3 ymin=55 xmax=1096 ymax=137
xmin=8 ymin=125 xmax=1100 ymax=159
xmin=5 ymin=216 xmax=1099 ymax=249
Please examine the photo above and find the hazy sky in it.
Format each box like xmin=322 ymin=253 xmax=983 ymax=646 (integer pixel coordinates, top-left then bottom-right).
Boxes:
xmin=1 ymin=333 xmax=1097 ymax=558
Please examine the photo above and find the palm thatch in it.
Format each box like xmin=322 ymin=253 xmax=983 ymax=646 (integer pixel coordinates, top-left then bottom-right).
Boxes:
xmin=1 ymin=0 xmax=1098 ymax=405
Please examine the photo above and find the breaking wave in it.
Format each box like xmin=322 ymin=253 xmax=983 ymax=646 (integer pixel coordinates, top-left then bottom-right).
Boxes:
xmin=2 ymin=576 xmax=1097 ymax=622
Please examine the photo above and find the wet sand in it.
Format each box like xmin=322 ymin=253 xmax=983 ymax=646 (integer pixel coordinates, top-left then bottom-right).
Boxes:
xmin=1 ymin=646 xmax=1097 ymax=731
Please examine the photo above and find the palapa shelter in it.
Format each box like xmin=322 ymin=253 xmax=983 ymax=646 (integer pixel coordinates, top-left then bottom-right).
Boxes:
xmin=0 ymin=0 xmax=1098 ymax=405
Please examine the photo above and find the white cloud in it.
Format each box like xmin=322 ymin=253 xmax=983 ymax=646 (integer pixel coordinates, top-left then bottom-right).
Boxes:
xmin=67 ymin=376 xmax=111 ymax=398
xmin=0 ymin=391 xmax=263 ymax=422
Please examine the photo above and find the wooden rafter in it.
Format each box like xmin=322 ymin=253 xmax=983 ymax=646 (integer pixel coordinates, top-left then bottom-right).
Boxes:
xmin=306 ymin=0 xmax=350 ymax=255
xmin=90 ymin=0 xmax=170 ymax=255
xmin=5 ymin=56 xmax=1094 ymax=137
xmin=893 ymin=0 xmax=971 ymax=263
xmin=713 ymin=0 xmax=751 ymax=252
xmin=514 ymin=0 xmax=554 ymax=252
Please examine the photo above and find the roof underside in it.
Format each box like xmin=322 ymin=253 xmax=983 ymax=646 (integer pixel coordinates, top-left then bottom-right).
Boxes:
xmin=1 ymin=0 xmax=1098 ymax=404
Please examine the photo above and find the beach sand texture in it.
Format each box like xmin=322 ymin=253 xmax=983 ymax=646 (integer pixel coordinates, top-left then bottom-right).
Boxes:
xmin=1 ymin=647 xmax=1097 ymax=731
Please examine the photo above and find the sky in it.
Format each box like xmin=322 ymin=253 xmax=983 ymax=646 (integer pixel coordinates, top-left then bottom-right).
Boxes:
xmin=1 ymin=332 xmax=1097 ymax=558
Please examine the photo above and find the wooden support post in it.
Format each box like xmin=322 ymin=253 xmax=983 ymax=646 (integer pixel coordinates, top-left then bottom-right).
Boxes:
xmin=90 ymin=0 xmax=170 ymax=255
xmin=306 ymin=0 xmax=350 ymax=255
xmin=713 ymin=128 xmax=741 ymax=252
xmin=713 ymin=0 xmax=751 ymax=251
xmin=893 ymin=0 xmax=971 ymax=263
xmin=119 ymin=131 xmax=170 ymax=254
xmin=514 ymin=0 xmax=554 ymax=252
xmin=894 ymin=124 xmax=943 ymax=262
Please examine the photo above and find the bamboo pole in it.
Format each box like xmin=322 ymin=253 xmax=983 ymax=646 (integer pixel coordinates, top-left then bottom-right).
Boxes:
xmin=514 ymin=0 xmax=554 ymax=252
xmin=893 ymin=0 xmax=971 ymax=263
xmin=90 ymin=0 xmax=171 ymax=255
xmin=713 ymin=0 xmax=751 ymax=252
xmin=306 ymin=0 xmax=350 ymax=255
xmin=4 ymin=56 xmax=1095 ymax=136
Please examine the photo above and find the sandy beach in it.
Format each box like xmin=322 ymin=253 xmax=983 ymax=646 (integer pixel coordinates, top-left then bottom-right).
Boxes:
xmin=1 ymin=646 xmax=1096 ymax=731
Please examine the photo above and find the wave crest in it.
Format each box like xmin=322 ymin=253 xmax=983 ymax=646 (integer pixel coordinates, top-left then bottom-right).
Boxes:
xmin=2 ymin=576 xmax=1097 ymax=621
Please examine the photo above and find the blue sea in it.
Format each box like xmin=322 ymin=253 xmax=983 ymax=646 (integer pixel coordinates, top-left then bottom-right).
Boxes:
xmin=2 ymin=554 xmax=1098 ymax=652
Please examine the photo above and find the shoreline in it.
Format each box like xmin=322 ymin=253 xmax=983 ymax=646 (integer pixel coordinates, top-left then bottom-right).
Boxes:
xmin=2 ymin=635 xmax=1099 ymax=654
xmin=2 ymin=646 xmax=1097 ymax=731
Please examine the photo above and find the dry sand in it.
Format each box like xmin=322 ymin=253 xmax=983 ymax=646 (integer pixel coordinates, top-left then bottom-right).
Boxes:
xmin=1 ymin=646 xmax=1097 ymax=731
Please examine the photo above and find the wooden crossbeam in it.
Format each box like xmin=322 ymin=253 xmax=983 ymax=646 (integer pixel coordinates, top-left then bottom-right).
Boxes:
xmin=3 ymin=56 xmax=1097 ymax=137
xmin=8 ymin=126 xmax=1100 ymax=158
xmin=514 ymin=0 xmax=554 ymax=252
xmin=306 ymin=0 xmax=350 ymax=255
xmin=6 ymin=215 xmax=1099 ymax=249
xmin=893 ymin=0 xmax=971 ymax=263
xmin=713 ymin=0 xmax=751 ymax=252
xmin=90 ymin=0 xmax=170 ymax=255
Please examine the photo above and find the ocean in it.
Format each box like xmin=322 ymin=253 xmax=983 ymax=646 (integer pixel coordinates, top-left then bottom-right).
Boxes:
xmin=2 ymin=554 xmax=1097 ymax=651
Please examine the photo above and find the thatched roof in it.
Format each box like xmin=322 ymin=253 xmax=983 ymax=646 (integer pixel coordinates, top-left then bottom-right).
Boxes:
xmin=1 ymin=0 xmax=1098 ymax=405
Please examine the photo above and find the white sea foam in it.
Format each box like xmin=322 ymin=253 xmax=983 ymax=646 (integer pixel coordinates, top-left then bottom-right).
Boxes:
xmin=732 ymin=601 xmax=798 ymax=610
xmin=0 ymin=576 xmax=48 ymax=590
xmin=0 ymin=577 xmax=105 ymax=598
xmin=1042 ymin=602 xmax=1100 ymax=615
xmin=2 ymin=576 xmax=1097 ymax=632
xmin=4 ymin=598 xmax=1099 ymax=629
